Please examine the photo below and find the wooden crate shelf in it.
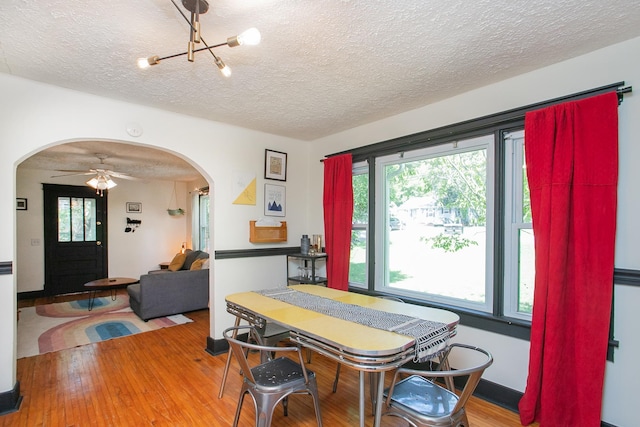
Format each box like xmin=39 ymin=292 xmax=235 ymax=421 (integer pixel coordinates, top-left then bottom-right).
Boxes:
xmin=249 ymin=221 xmax=287 ymax=243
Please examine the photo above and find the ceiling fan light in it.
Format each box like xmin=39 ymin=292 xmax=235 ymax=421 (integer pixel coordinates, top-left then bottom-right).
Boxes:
xmin=86 ymin=175 xmax=117 ymax=190
xmin=86 ymin=177 xmax=99 ymax=188
xmin=104 ymin=176 xmax=117 ymax=189
xmin=228 ymin=27 xmax=261 ymax=47
xmin=215 ymin=57 xmax=231 ymax=77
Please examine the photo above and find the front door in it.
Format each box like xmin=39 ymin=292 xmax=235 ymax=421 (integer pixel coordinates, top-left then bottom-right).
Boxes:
xmin=43 ymin=184 xmax=108 ymax=295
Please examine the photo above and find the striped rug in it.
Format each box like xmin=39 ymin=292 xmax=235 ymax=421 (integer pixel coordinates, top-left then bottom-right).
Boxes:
xmin=17 ymin=294 xmax=192 ymax=359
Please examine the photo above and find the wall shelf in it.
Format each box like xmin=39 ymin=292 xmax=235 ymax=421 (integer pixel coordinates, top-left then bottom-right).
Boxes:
xmin=249 ymin=221 xmax=287 ymax=243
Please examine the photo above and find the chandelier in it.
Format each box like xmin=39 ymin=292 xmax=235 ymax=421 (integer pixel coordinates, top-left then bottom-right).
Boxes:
xmin=137 ymin=0 xmax=260 ymax=77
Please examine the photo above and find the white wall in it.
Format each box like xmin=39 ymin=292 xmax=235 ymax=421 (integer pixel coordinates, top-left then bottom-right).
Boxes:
xmin=308 ymin=36 xmax=640 ymax=427
xmin=0 ymin=76 xmax=310 ymax=399
xmin=15 ymin=168 xmax=192 ymax=292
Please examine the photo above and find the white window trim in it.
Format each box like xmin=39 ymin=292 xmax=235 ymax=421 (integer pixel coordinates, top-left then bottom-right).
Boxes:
xmin=373 ymin=135 xmax=495 ymax=313
xmin=503 ymin=130 xmax=533 ymax=321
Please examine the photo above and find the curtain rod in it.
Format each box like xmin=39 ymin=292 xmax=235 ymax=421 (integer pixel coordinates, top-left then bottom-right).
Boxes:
xmin=321 ymin=82 xmax=633 ymax=162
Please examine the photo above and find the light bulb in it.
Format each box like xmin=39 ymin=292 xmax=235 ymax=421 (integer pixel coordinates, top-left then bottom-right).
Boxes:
xmin=227 ymin=28 xmax=261 ymax=47
xmin=238 ymin=28 xmax=261 ymax=46
xmin=215 ymin=58 xmax=232 ymax=77
xmin=137 ymin=56 xmax=159 ymax=69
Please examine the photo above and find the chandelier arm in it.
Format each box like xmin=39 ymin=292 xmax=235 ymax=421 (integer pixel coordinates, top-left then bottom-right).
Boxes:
xmin=157 ymin=41 xmax=228 ymax=62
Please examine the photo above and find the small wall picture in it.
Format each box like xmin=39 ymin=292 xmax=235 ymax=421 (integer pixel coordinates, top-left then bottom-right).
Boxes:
xmin=126 ymin=202 xmax=142 ymax=213
xmin=264 ymin=149 xmax=287 ymax=181
xmin=264 ymin=184 xmax=286 ymax=217
xmin=16 ymin=198 xmax=27 ymax=210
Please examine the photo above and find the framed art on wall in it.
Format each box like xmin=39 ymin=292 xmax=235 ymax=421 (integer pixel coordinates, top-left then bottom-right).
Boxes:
xmin=126 ymin=202 xmax=142 ymax=213
xmin=16 ymin=198 xmax=27 ymax=210
xmin=264 ymin=184 xmax=286 ymax=217
xmin=264 ymin=149 xmax=287 ymax=181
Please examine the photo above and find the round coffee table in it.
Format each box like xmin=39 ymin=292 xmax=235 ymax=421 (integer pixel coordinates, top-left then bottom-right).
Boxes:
xmin=84 ymin=277 xmax=139 ymax=311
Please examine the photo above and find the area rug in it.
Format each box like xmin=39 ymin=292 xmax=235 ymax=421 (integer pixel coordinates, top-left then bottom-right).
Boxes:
xmin=17 ymin=294 xmax=192 ymax=359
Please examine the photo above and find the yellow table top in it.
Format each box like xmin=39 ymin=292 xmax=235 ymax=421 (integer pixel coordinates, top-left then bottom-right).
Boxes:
xmin=225 ymin=285 xmax=459 ymax=357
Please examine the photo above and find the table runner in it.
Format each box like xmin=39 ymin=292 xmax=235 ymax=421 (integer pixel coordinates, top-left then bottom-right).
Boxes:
xmin=257 ymin=288 xmax=452 ymax=362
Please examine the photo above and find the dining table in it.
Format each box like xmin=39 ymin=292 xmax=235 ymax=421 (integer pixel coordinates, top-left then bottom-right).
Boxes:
xmin=225 ymin=284 xmax=460 ymax=427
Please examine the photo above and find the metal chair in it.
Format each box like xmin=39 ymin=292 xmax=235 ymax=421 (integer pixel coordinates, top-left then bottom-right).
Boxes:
xmin=382 ymin=343 xmax=493 ymax=427
xmin=218 ymin=318 xmax=291 ymax=398
xmin=223 ymin=325 xmax=323 ymax=427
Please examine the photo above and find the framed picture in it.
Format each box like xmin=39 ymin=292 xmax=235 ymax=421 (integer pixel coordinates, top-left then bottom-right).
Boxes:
xmin=16 ymin=198 xmax=27 ymax=210
xmin=126 ymin=202 xmax=142 ymax=213
xmin=264 ymin=149 xmax=287 ymax=181
xmin=264 ymin=184 xmax=286 ymax=217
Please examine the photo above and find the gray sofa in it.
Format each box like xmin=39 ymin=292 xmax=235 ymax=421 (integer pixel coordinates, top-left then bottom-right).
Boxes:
xmin=127 ymin=250 xmax=210 ymax=321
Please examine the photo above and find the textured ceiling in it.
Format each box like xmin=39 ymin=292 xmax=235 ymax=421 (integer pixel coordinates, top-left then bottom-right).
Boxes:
xmin=5 ymin=0 xmax=640 ymax=179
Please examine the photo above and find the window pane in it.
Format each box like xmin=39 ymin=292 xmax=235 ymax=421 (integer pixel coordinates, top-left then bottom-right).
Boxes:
xmin=522 ymin=146 xmax=532 ymax=223
xmin=382 ymin=142 xmax=489 ymax=308
xmin=84 ymin=198 xmax=97 ymax=241
xmin=71 ymin=197 xmax=85 ymax=241
xmin=350 ymin=169 xmax=368 ymax=287
xmin=58 ymin=197 xmax=71 ymax=242
xmin=199 ymin=194 xmax=210 ymax=252
xmin=518 ymin=229 xmax=535 ymax=314
xmin=349 ymin=228 xmax=367 ymax=285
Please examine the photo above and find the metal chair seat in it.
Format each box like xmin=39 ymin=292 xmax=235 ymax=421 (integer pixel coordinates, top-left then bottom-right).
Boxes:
xmin=385 ymin=375 xmax=460 ymax=422
xmin=224 ymin=325 xmax=323 ymax=427
xmin=382 ymin=343 xmax=493 ymax=427
xmin=218 ymin=319 xmax=291 ymax=398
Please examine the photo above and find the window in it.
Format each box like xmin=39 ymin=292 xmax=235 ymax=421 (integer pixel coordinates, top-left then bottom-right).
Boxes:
xmin=348 ymin=127 xmax=534 ymax=324
xmin=349 ymin=162 xmax=369 ymax=287
xmin=57 ymin=196 xmax=96 ymax=242
xmin=191 ymin=187 xmax=210 ymax=252
xmin=503 ymin=130 xmax=534 ymax=320
xmin=374 ymin=135 xmax=495 ymax=312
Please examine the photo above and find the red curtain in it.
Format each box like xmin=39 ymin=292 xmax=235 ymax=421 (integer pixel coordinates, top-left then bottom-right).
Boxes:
xmin=519 ymin=92 xmax=619 ymax=426
xmin=323 ymin=154 xmax=354 ymax=290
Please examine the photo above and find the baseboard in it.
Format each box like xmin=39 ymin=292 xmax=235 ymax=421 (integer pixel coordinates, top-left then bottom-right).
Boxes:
xmin=467 ymin=378 xmax=617 ymax=427
xmin=205 ymin=336 xmax=228 ymax=357
xmin=471 ymin=377 xmax=522 ymax=413
xmin=17 ymin=290 xmax=46 ymax=300
xmin=0 ymin=382 xmax=22 ymax=416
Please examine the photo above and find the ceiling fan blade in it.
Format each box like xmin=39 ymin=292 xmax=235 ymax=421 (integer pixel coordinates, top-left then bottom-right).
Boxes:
xmin=109 ymin=172 xmax=138 ymax=180
xmin=51 ymin=171 xmax=95 ymax=178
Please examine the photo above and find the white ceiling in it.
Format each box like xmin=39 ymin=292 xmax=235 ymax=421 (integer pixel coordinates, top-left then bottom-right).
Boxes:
xmin=5 ymin=0 xmax=640 ymax=179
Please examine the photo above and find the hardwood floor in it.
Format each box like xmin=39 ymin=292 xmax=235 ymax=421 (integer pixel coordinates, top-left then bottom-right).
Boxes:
xmin=7 ymin=291 xmax=535 ymax=426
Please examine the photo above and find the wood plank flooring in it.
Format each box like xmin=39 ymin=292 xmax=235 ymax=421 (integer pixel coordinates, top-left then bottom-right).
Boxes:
xmin=6 ymin=291 xmax=536 ymax=426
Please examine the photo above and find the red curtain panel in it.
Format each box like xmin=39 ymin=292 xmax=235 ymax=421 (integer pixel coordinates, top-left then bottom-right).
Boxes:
xmin=519 ymin=92 xmax=619 ymax=426
xmin=323 ymin=154 xmax=353 ymax=290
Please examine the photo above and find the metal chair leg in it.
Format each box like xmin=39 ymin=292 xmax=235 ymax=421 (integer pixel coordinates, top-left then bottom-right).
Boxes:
xmin=332 ymin=363 xmax=341 ymax=393
xmin=218 ymin=316 xmax=241 ymax=398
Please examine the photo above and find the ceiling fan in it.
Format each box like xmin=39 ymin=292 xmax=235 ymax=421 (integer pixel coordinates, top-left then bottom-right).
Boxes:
xmin=51 ymin=153 xmax=137 ymax=195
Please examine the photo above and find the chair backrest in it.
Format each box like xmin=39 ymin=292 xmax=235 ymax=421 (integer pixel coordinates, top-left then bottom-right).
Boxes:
xmin=223 ymin=325 xmax=310 ymax=385
xmin=389 ymin=343 xmax=493 ymax=416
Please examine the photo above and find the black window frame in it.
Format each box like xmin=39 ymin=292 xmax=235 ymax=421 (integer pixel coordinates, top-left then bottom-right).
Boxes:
xmin=331 ymin=82 xmax=629 ymax=356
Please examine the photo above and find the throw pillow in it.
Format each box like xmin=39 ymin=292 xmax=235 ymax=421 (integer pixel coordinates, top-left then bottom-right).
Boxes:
xmin=190 ymin=258 xmax=206 ymax=271
xmin=168 ymin=252 xmax=187 ymax=271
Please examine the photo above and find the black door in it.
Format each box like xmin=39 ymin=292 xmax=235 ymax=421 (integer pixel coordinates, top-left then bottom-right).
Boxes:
xmin=43 ymin=184 xmax=108 ymax=295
